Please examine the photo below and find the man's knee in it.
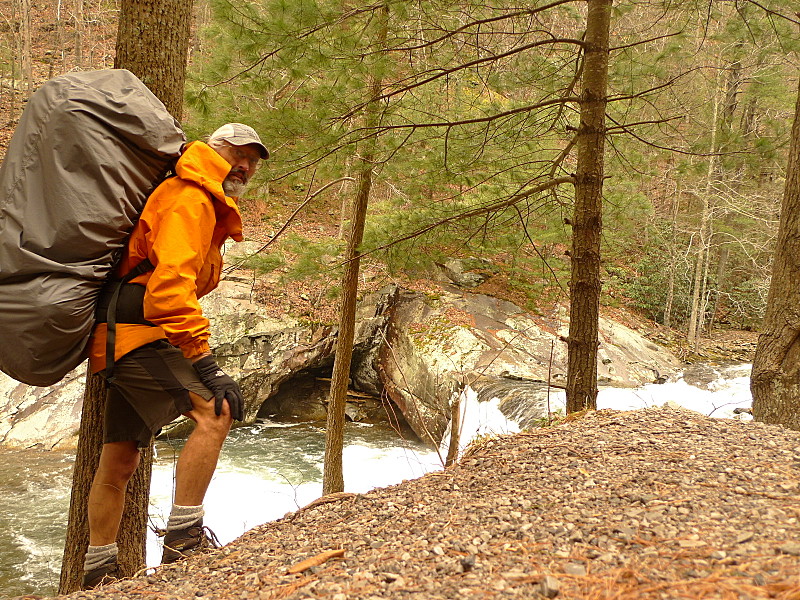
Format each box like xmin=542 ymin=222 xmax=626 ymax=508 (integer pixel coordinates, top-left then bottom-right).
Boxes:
xmin=188 ymin=393 xmax=232 ymax=438
xmin=196 ymin=411 xmax=233 ymax=439
xmin=97 ymin=442 xmax=141 ymax=484
xmin=116 ymin=452 xmax=141 ymax=480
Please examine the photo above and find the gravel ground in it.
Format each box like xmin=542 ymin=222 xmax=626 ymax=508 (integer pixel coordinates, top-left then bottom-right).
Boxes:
xmin=40 ymin=405 xmax=800 ymax=600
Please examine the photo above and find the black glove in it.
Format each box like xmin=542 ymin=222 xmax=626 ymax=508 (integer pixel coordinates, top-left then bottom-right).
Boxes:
xmin=192 ymin=355 xmax=244 ymax=421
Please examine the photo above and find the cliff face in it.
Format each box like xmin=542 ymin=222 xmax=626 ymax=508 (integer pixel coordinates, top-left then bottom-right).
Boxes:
xmin=0 ymin=367 xmax=85 ymax=450
xmin=0 ymin=280 xmax=682 ymax=450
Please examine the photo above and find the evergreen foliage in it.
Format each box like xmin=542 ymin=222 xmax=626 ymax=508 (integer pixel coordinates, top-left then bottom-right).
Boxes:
xmin=185 ymin=0 xmax=798 ymax=333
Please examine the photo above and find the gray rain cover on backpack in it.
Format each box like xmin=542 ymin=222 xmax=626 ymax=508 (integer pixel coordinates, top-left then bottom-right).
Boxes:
xmin=0 ymin=69 xmax=185 ymax=387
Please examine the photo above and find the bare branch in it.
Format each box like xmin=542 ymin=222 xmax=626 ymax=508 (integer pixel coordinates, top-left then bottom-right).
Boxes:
xmin=741 ymin=0 xmax=800 ymax=25
xmin=339 ymin=37 xmax=585 ymax=121
xmin=223 ymin=176 xmax=355 ymax=272
xmin=514 ymin=204 xmax=569 ymax=297
xmin=356 ymin=96 xmax=580 ymax=132
xmin=610 ymin=31 xmax=682 ymax=52
xmin=605 ymin=116 xmax=684 ymax=133
xmin=388 ymin=0 xmax=581 ymax=53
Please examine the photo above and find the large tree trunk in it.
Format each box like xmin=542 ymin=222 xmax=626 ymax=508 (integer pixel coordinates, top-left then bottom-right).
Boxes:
xmin=565 ymin=0 xmax=611 ymax=414
xmin=323 ymin=2 xmax=389 ymax=495
xmin=751 ymin=80 xmax=800 ymax=432
xmin=115 ymin=0 xmax=193 ymax=118
xmin=59 ymin=375 xmax=154 ymax=593
xmin=59 ymin=0 xmax=193 ymax=591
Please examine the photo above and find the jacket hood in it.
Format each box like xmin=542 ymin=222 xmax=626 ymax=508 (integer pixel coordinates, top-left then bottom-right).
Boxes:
xmin=176 ymin=141 xmax=230 ymax=200
xmin=176 ymin=140 xmax=243 ymax=241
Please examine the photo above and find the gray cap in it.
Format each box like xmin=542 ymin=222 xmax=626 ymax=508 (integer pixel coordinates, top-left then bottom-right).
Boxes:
xmin=209 ymin=122 xmax=269 ymax=159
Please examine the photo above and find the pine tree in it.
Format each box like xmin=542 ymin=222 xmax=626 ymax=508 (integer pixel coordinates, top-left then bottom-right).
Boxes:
xmin=751 ymin=78 xmax=800 ymax=432
xmin=565 ymin=0 xmax=611 ymax=413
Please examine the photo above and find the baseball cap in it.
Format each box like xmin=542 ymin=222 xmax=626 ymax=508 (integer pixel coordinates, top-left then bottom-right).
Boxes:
xmin=208 ymin=123 xmax=269 ymax=159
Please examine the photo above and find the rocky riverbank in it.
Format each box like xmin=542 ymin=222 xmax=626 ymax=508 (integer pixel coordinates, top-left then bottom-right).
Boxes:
xmin=0 ymin=272 xmax=685 ymax=451
xmin=42 ymin=405 xmax=800 ymax=600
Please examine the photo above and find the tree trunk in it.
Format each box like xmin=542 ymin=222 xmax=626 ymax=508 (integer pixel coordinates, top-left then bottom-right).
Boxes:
xmin=60 ymin=0 xmax=193 ymax=590
xmin=19 ymin=0 xmax=32 ymax=97
xmin=688 ymin=67 xmax=721 ymax=349
xmin=56 ymin=0 xmax=66 ymax=73
xmin=337 ymin=154 xmax=354 ymax=240
xmin=663 ymin=185 xmax=680 ymax=328
xmin=59 ymin=373 xmax=103 ymax=594
xmin=192 ymin=0 xmax=210 ymax=56
xmin=565 ymin=0 xmax=611 ymax=414
xmin=751 ymin=80 xmax=800 ymax=432
xmin=9 ymin=1 xmax=18 ymax=115
xmin=115 ymin=0 xmax=193 ymax=118
xmin=697 ymin=235 xmax=712 ymax=338
xmin=74 ymin=0 xmax=84 ymax=69
xmin=709 ymin=243 xmax=729 ymax=332
xmin=687 ymin=205 xmax=711 ymax=347
xmin=59 ymin=374 xmax=154 ymax=594
xmin=323 ymin=2 xmax=389 ymax=495
xmin=445 ymin=395 xmax=461 ymax=467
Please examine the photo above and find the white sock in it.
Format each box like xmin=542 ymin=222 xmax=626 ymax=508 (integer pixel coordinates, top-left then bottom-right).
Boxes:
xmin=83 ymin=542 xmax=118 ymax=571
xmin=166 ymin=504 xmax=204 ymax=531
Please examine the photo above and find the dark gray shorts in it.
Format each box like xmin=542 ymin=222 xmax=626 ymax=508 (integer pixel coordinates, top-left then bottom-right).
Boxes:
xmin=104 ymin=340 xmax=213 ymax=447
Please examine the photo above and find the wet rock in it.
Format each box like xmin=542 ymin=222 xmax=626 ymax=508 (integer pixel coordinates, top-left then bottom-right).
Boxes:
xmin=375 ymin=289 xmax=681 ymax=444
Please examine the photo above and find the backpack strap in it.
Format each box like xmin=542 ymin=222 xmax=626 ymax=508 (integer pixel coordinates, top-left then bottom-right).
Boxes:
xmin=104 ymin=258 xmax=155 ymax=382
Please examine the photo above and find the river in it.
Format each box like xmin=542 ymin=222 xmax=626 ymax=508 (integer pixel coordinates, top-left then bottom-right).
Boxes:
xmin=0 ymin=362 xmax=753 ymax=598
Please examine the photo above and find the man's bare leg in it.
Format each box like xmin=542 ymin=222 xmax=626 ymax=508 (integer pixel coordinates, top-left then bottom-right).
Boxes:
xmin=83 ymin=440 xmax=140 ymax=587
xmin=173 ymin=391 xmax=233 ymax=505
xmin=162 ymin=392 xmax=232 ymax=563
xmin=87 ymin=440 xmax=141 ymax=545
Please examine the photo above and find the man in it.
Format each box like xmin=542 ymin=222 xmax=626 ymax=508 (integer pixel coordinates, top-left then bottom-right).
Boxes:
xmin=81 ymin=123 xmax=268 ymax=589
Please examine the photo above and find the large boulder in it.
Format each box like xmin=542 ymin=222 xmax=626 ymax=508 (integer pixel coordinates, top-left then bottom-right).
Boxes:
xmin=370 ymin=286 xmax=682 ymax=444
xmin=0 ymin=366 xmax=85 ymax=449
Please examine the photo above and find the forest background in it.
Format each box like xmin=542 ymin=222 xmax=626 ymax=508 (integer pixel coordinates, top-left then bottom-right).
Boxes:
xmin=1 ymin=0 xmax=799 ymax=350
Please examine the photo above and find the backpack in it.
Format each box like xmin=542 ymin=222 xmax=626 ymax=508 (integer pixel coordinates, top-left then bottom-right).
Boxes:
xmin=0 ymin=69 xmax=185 ymax=387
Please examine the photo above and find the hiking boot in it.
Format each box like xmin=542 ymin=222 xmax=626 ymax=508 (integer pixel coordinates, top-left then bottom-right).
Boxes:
xmin=161 ymin=521 xmax=221 ymax=564
xmin=82 ymin=561 xmax=119 ymax=590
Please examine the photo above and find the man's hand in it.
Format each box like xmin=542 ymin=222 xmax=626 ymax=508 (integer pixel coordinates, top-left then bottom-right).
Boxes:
xmin=192 ymin=355 xmax=244 ymax=421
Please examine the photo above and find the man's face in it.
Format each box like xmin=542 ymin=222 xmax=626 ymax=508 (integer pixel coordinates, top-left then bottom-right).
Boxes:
xmin=215 ymin=142 xmax=262 ymax=197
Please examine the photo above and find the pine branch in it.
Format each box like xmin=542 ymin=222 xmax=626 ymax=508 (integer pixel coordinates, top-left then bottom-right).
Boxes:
xmin=339 ymin=37 xmax=587 ymax=121
xmin=741 ymin=1 xmax=800 ymax=25
xmin=223 ymin=176 xmax=355 ymax=272
xmin=353 ymin=96 xmax=580 ymax=132
xmin=386 ymin=0 xmax=581 ymax=53
xmin=357 ymin=176 xmax=575 ymax=258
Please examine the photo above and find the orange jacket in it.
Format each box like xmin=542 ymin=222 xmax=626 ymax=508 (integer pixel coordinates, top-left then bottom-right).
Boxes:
xmin=88 ymin=141 xmax=243 ymax=373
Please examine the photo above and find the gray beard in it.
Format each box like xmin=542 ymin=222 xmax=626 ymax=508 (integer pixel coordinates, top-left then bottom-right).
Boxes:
xmin=222 ymin=178 xmax=247 ymax=197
